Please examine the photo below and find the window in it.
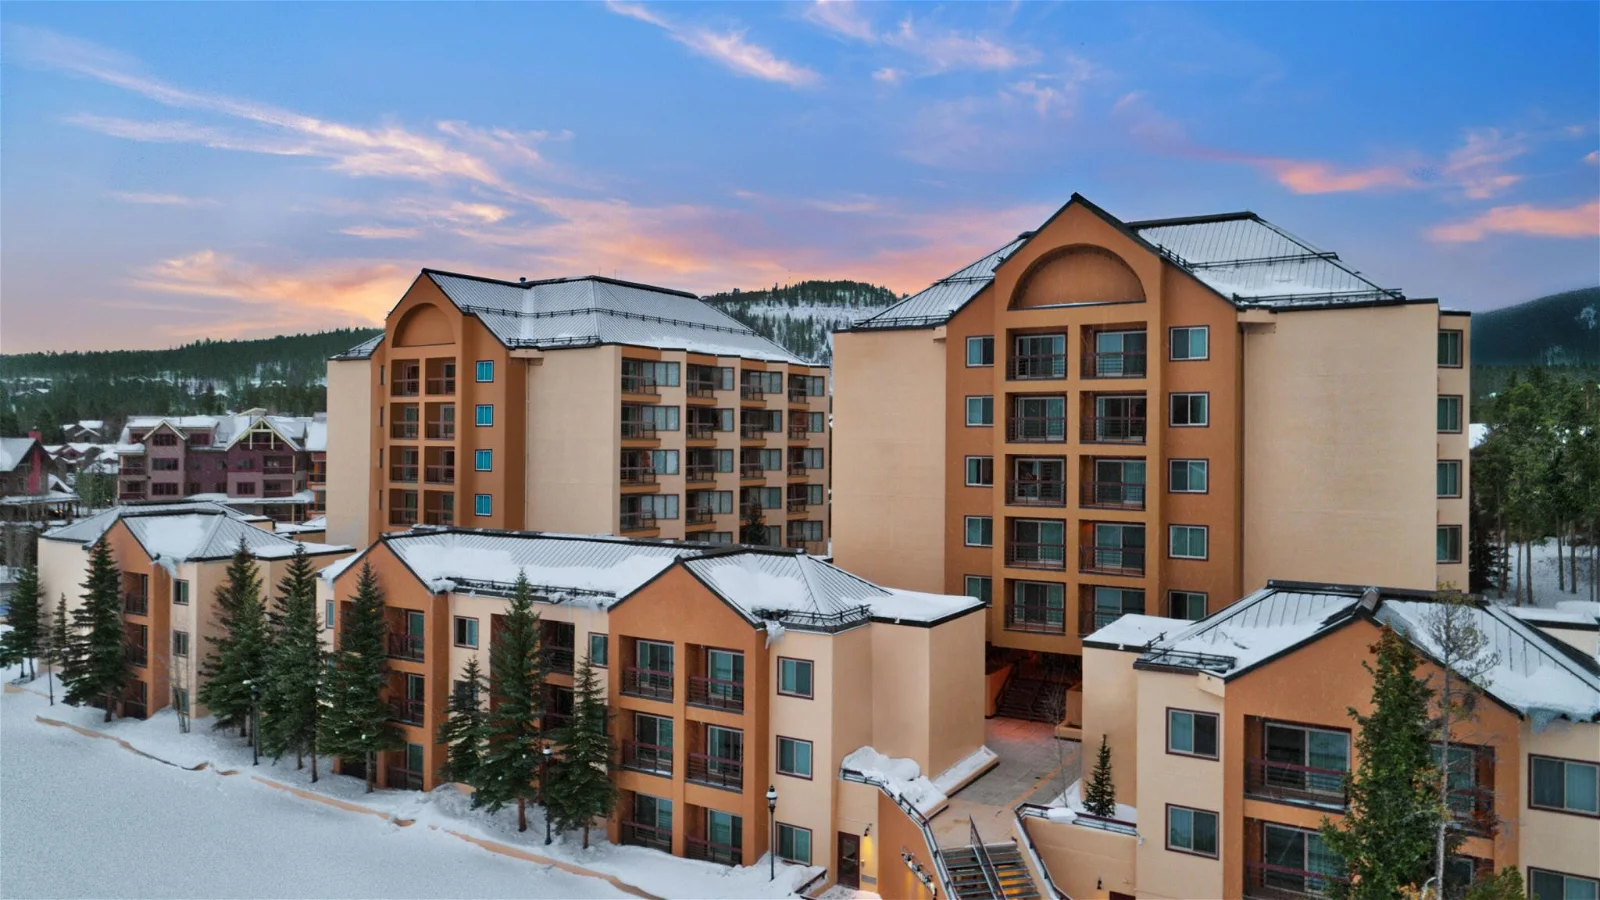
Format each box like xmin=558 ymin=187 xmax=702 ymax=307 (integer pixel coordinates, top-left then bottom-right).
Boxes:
xmin=172 ymin=630 xmax=190 ymax=658
xmin=1262 ymin=824 xmax=1343 ymax=896
xmin=778 ymin=657 xmax=813 ymax=698
xmin=967 ymin=336 xmax=995 ymax=367
xmin=474 ymin=404 xmax=494 ymax=427
xmin=1169 ymin=591 xmax=1207 ymax=620
xmin=650 ymin=361 xmax=681 ymax=387
xmin=964 ymin=576 xmax=992 ymax=606
xmin=966 ymin=456 xmax=994 ymax=487
xmin=1439 ymin=396 xmax=1463 ymax=433
xmin=1012 ymin=519 xmax=1065 ymax=567
xmin=777 ymin=737 xmax=813 ymax=779
xmin=806 ymin=484 xmax=824 ymax=505
xmin=760 ymin=449 xmax=782 ymax=471
xmin=807 ymin=412 xmax=825 ymax=433
xmin=1531 ymin=756 xmax=1599 ymax=815
xmin=651 ymin=450 xmax=680 ymax=475
xmin=1437 ymin=525 xmax=1463 ymax=564
xmin=152 ymin=458 xmax=180 ymax=471
xmin=1170 ymin=525 xmax=1208 ymax=560
xmin=475 ymin=360 xmax=494 ymax=382
xmin=634 ymin=792 xmax=674 ymax=835
xmin=1166 ymin=805 xmax=1218 ymax=857
xmin=777 ymin=823 xmax=812 ymax=865
xmin=966 ymin=396 xmax=994 ymax=426
xmin=1530 ymin=869 xmax=1600 ymax=900
xmin=1264 ymin=722 xmax=1350 ymax=798
xmin=1010 ymin=581 xmax=1066 ymax=633
xmin=474 ymin=493 xmax=492 ymax=517
xmin=803 ymin=448 xmax=824 ymax=469
xmin=453 ymin=616 xmax=479 ymax=648
xmin=964 ymin=516 xmax=993 ymax=547
xmin=153 ymin=483 xmax=181 ymax=497
xmin=1439 ymin=330 xmax=1463 ymax=367
xmin=1169 ymin=459 xmax=1208 ymax=493
xmin=173 ymin=580 xmax=189 ymax=606
xmin=649 ymin=405 xmax=681 ymax=431
xmin=1168 ymin=710 xmax=1218 ymax=758
xmin=1170 ymin=326 xmax=1209 ymax=361
xmin=589 ymin=633 xmax=609 ymax=667
xmin=1012 ymin=395 xmax=1067 ymax=441
xmin=645 ymin=494 xmax=680 ymax=520
xmin=1170 ymin=392 xmax=1209 ymax=427
xmin=475 ymin=449 xmax=492 ymax=472
xmin=756 ymin=487 xmax=781 ymax=510
xmin=1015 ymin=333 xmax=1068 ymax=378
xmin=1088 ymin=586 xmax=1143 ymax=633
xmin=325 ymin=599 xmax=334 ymax=630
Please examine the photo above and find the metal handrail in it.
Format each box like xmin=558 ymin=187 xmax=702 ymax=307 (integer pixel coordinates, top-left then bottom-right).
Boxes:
xmin=968 ymin=816 xmax=1006 ymax=900
xmin=1011 ymin=804 xmax=1074 ymax=899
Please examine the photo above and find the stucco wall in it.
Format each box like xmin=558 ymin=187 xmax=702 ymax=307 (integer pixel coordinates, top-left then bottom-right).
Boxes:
xmin=1519 ymin=719 xmax=1600 ymax=885
xmin=525 ymin=346 xmax=620 ymax=535
xmin=325 ymin=357 xmax=374 ymax=548
xmin=1132 ymin=667 xmax=1226 ymax=900
xmin=1436 ymin=312 xmax=1472 ymax=590
xmin=1080 ymin=645 xmax=1142 ymax=803
xmin=1025 ymin=814 xmax=1138 ymax=900
xmin=923 ymin=610 xmax=987 ymax=775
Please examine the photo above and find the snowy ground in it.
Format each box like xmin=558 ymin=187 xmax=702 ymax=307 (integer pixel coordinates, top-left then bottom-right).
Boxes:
xmin=0 ymin=647 xmax=821 ymax=899
xmin=1484 ymin=537 xmax=1599 ymax=606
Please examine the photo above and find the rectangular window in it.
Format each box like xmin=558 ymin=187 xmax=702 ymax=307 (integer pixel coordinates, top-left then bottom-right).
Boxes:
xmin=778 ymin=657 xmax=813 ymax=698
xmin=173 ymin=580 xmax=189 ymax=606
xmin=1438 ymin=396 xmax=1463 ymax=433
xmin=475 ymin=360 xmax=495 ymax=382
xmin=757 ymin=487 xmax=781 ymax=510
xmin=1166 ymin=805 xmax=1219 ymax=857
xmin=807 ymin=412 xmax=825 ymax=433
xmin=803 ymin=448 xmax=824 ymax=469
xmin=646 ymin=494 xmax=680 ymax=520
xmin=475 ymin=449 xmax=492 ymax=472
xmin=1010 ymin=581 xmax=1066 ymax=633
xmin=967 ymin=336 xmax=995 ymax=367
xmin=966 ymin=396 xmax=994 ymax=426
xmin=806 ymin=484 xmax=824 ymax=505
xmin=325 ymin=599 xmax=334 ymax=631
xmin=1530 ymin=869 xmax=1600 ymax=900
xmin=1169 ymin=591 xmax=1207 ymax=620
xmin=777 ymin=737 xmax=813 ymax=779
xmin=1169 ymin=459 xmax=1208 ymax=493
xmin=1530 ymin=756 xmax=1599 ymax=815
xmin=760 ymin=449 xmax=782 ymax=471
xmin=1170 ymin=326 xmax=1209 ymax=361
xmin=966 ymin=456 xmax=994 ymax=487
xmin=964 ymin=516 xmax=993 ymax=547
xmin=1168 ymin=709 xmax=1219 ymax=759
xmin=1263 ymin=824 xmax=1344 ymax=894
xmin=651 ymin=450 xmax=680 ymax=475
xmin=1438 ymin=330 xmax=1463 ymax=367
xmin=474 ymin=493 xmax=492 ymax=517
xmin=1088 ymin=586 xmax=1144 ymax=633
xmin=713 ymin=449 xmax=734 ymax=473
xmin=1170 ymin=525 xmax=1208 ymax=560
xmin=453 ymin=616 xmax=479 ymax=649
xmin=964 ymin=575 xmax=992 ymax=606
xmin=1265 ymin=722 xmax=1351 ymax=798
xmin=474 ymin=404 xmax=494 ymax=427
xmin=172 ymin=630 xmax=189 ymax=658
xmin=1437 ymin=525 xmax=1463 ymax=564
xmin=1170 ymin=392 xmax=1209 ymax=427
xmin=649 ymin=405 xmax=681 ymax=432
xmin=777 ymin=823 xmax=812 ymax=865
xmin=589 ymin=633 xmax=609 ymax=667
xmin=652 ymin=361 xmax=681 ymax=387
xmin=1437 ymin=460 xmax=1461 ymax=498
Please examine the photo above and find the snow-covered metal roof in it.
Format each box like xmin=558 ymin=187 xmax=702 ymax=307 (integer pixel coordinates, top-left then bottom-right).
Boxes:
xmin=117 ymin=413 xmax=322 ymax=452
xmin=847 ymin=236 xmax=1029 ymax=331
xmin=42 ymin=502 xmax=349 ymax=562
xmin=331 ymin=334 xmax=384 ymax=361
xmin=0 ymin=437 xmax=41 ymax=473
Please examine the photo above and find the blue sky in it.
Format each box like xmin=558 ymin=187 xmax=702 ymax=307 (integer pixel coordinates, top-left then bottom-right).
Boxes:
xmin=2 ymin=1 xmax=1596 ymax=352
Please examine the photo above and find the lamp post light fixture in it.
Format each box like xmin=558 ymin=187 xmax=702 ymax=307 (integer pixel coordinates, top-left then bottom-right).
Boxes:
xmin=247 ymin=680 xmax=261 ymax=767
xmin=766 ymin=784 xmax=778 ymax=882
xmin=542 ymin=744 xmax=555 ymax=846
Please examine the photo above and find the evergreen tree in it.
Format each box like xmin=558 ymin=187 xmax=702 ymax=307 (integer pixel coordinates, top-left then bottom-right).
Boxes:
xmin=545 ymin=654 xmax=616 ymax=848
xmin=473 ymin=572 xmax=547 ymax=831
xmin=45 ymin=594 xmax=69 ymax=705
xmin=0 ymin=564 xmax=44 ymax=680
xmin=63 ymin=539 xmax=128 ymax=721
xmin=1082 ymin=735 xmax=1117 ymax=818
xmin=319 ymin=563 xmax=402 ymax=793
xmin=437 ymin=657 xmax=488 ymax=786
xmin=1463 ymin=867 xmax=1525 ymax=900
xmin=258 ymin=546 xmax=324 ymax=779
xmin=741 ymin=504 xmax=767 ymax=546
xmin=197 ymin=541 xmax=270 ymax=740
xmin=1321 ymin=628 xmax=1442 ymax=900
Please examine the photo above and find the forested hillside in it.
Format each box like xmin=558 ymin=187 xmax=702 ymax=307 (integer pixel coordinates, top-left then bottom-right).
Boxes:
xmin=702 ymin=279 xmax=900 ymax=362
xmin=1472 ymin=287 xmax=1600 ymax=366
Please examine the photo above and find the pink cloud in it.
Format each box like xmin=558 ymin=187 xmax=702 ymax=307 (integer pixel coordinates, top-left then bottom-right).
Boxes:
xmin=1256 ymin=158 xmax=1418 ymax=194
xmin=1427 ymin=200 xmax=1600 ymax=242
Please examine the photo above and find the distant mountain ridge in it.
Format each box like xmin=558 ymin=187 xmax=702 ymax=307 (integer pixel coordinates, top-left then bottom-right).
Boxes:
xmin=702 ymin=279 xmax=900 ymax=363
xmin=1472 ymin=287 xmax=1600 ymax=366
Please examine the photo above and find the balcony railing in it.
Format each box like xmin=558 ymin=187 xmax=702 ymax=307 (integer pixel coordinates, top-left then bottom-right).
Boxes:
xmin=121 ymin=464 xmax=147 ymax=475
xmin=620 ymin=509 xmax=657 ymax=532
xmin=1082 ymin=481 xmax=1146 ymax=510
xmin=1079 ymin=607 xmax=1134 ymax=637
xmin=1005 ymin=602 xmax=1066 ymax=634
xmin=621 ymin=420 xmax=658 ymax=440
xmin=686 ymin=836 xmax=741 ymax=866
xmin=788 ymin=426 xmax=809 ymax=441
xmin=263 ymin=486 xmax=296 ymax=499
xmin=387 ymin=633 xmax=425 ymax=662
xmin=688 ymin=676 xmax=745 ymax=712
xmin=125 ymin=643 xmax=148 ymax=668
xmin=687 ymin=752 xmax=743 ymax=791
xmin=687 ymin=382 xmax=717 ymax=399
xmin=787 ymin=538 xmax=823 ymax=555
xmin=423 ymin=507 xmax=454 ymax=526
xmin=425 ymin=420 xmax=455 ymax=440
xmin=740 ymin=422 xmax=768 ymax=440
xmin=1080 ymin=545 xmax=1146 ymax=577
xmin=390 ymin=465 xmax=418 ymax=484
xmin=621 ymin=375 xmax=659 ymax=395
xmin=787 ymin=461 xmax=807 ymax=477
xmin=546 ymin=645 xmax=575 ymax=675
xmin=1081 ymin=415 xmax=1147 ymax=444
xmin=1244 ymin=862 xmax=1347 ymax=900
xmin=424 ymin=465 xmax=454 ymax=485
xmin=119 ymin=491 xmax=148 ymax=502
xmin=621 ymin=740 xmax=673 ymax=776
xmin=390 ymin=508 xmax=419 ymax=527
xmin=788 ymin=388 xmax=809 ymax=404
xmin=686 ymin=506 xmax=714 ymax=526
xmin=387 ymin=766 xmax=424 ymax=791
xmin=122 ymin=592 xmax=149 ymax=616
xmin=1245 ymin=758 xmax=1348 ymax=808
xmin=739 ymin=502 xmax=760 ymax=519
xmin=687 ymin=422 xmax=716 ymax=440
xmin=620 ymin=466 xmax=657 ymax=486
xmin=786 ymin=498 xmax=808 ymax=514
xmin=686 ymin=466 xmax=716 ymax=484
xmin=739 ymin=462 xmax=763 ymax=479
xmin=425 ymin=377 xmax=455 ymax=395
xmin=621 ymin=667 xmax=674 ymax=701
xmin=1008 ymin=480 xmax=1066 ymax=506
xmin=1006 ymin=417 xmax=1068 ymax=443
xmin=263 ymin=464 xmax=296 ymax=476
xmin=122 ymin=700 xmax=148 ymax=719
xmin=1082 ymin=351 xmax=1147 ymax=379
xmin=392 ymin=378 xmax=420 ymax=398
xmin=740 ymin=384 xmax=765 ymax=400
xmin=391 ymin=422 xmax=420 ymax=440
xmin=389 ymin=698 xmax=425 ymax=725
xmin=1447 ymin=786 xmax=1496 ymax=835
xmin=620 ymin=820 xmax=672 ymax=852
xmin=1008 ymin=354 xmax=1068 ymax=380
xmin=1005 ymin=542 xmax=1067 ymax=570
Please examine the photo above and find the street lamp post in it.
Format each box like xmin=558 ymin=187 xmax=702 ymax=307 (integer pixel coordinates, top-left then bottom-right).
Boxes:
xmin=543 ymin=744 xmax=554 ymax=846
xmin=766 ymin=784 xmax=778 ymax=882
xmin=248 ymin=681 xmax=261 ymax=766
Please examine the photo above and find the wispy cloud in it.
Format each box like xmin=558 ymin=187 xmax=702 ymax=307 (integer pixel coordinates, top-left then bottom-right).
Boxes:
xmin=108 ymin=191 xmax=219 ymax=208
xmin=872 ymin=67 xmax=903 ymax=85
xmin=1005 ymin=60 xmax=1096 ymax=119
xmin=883 ymin=17 xmax=1039 ymax=73
xmin=1255 ymin=158 xmax=1418 ymax=195
xmin=605 ymin=1 xmax=819 ymax=88
xmin=1439 ymin=128 xmax=1526 ymax=199
xmin=1586 ymin=150 xmax=1598 ymax=166
xmin=1427 ymin=200 xmax=1600 ymax=242
xmin=339 ymin=225 xmax=421 ymax=240
xmin=804 ymin=0 xmax=876 ymax=42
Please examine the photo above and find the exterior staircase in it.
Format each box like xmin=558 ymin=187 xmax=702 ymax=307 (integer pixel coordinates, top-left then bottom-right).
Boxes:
xmin=941 ymin=819 xmax=1042 ymax=900
xmin=994 ymin=676 xmax=1066 ymax=723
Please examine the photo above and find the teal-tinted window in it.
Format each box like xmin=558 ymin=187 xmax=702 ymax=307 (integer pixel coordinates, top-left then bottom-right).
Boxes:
xmin=475 ymin=360 xmax=494 ymax=382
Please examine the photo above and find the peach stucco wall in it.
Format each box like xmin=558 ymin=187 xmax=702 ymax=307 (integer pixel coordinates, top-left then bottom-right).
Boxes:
xmin=523 ymin=346 xmax=621 ymax=535
xmin=1519 ymin=718 xmax=1600 ymax=887
xmin=1080 ymin=644 xmax=1142 ymax=804
xmin=1025 ymin=813 xmax=1138 ymax=900
xmin=1132 ymin=666 xmax=1226 ymax=900
xmin=325 ymin=357 xmax=373 ymax=548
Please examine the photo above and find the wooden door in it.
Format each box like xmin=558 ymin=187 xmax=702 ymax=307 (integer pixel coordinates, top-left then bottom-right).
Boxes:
xmin=837 ymin=832 xmax=861 ymax=889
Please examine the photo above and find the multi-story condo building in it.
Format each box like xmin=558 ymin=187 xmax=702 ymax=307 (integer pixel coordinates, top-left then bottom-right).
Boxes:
xmin=832 ymin=194 xmax=1471 ymax=719
xmin=988 ymin=584 xmax=1600 ymax=900
xmin=323 ymin=271 xmax=831 ymax=550
xmin=37 ymin=502 xmax=352 ymax=719
xmin=114 ymin=412 xmax=328 ymax=522
xmin=319 ymin=527 xmax=987 ymax=888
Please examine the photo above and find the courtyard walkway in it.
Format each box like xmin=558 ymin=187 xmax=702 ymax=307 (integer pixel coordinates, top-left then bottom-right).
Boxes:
xmin=932 ymin=718 xmax=1081 ymax=846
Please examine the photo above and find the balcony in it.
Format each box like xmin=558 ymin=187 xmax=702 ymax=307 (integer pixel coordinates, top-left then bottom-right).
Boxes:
xmin=622 ymin=667 xmax=674 ymax=702
xmin=1007 ymin=354 xmax=1068 ymax=380
xmin=687 ymin=422 xmax=716 ymax=441
xmin=686 ymin=506 xmax=714 ymax=526
xmin=423 ymin=506 xmax=454 ymax=527
xmin=621 ymin=740 xmax=673 ymax=776
xmin=688 ymin=676 xmax=745 ymax=712
xmin=1080 ymin=416 xmax=1147 ymax=445
xmin=1245 ymin=862 xmax=1347 ymax=900
xmin=788 ymin=388 xmax=809 ymax=404
xmin=387 ymin=767 xmax=424 ymax=791
xmin=1006 ymin=417 xmax=1067 ymax=443
xmin=1080 ymin=545 xmax=1145 ymax=577
xmin=620 ymin=466 xmax=657 ymax=486
xmin=1245 ymin=759 xmax=1348 ymax=808
xmin=687 ymin=753 xmax=743 ymax=791
xmin=1082 ymin=351 xmax=1148 ymax=379
xmin=387 ymin=633 xmax=425 ymax=662
xmin=787 ymin=538 xmax=823 ymax=555
xmin=263 ymin=463 xmax=296 ymax=476
xmin=739 ymin=501 xmax=760 ymax=519
xmin=1082 ymin=481 xmax=1146 ymax=510
xmin=125 ymin=643 xmax=149 ymax=668
xmin=787 ymin=425 xmax=808 ymax=441
xmin=424 ymin=465 xmax=454 ymax=485
xmin=121 ymin=463 xmax=146 ymax=476
xmin=740 ymin=422 xmax=768 ymax=441
xmin=424 ymin=420 xmax=455 ymax=441
xmin=1005 ymin=601 xmax=1066 ymax=635
xmin=389 ymin=698 xmax=425 ymax=726
xmin=1447 ymin=786 xmax=1496 ymax=836
xmin=686 ymin=466 xmax=716 ymax=484
xmin=391 ymin=378 xmax=420 ymax=398
xmin=390 ymin=465 xmax=418 ymax=484
xmin=1005 ymin=542 xmax=1067 ymax=570
xmin=621 ymin=421 xmax=658 ymax=440
xmin=686 ymin=836 xmax=741 ymax=867
xmin=122 ymin=592 xmax=148 ymax=616
xmin=740 ymin=384 xmax=765 ymax=401
xmin=687 ymin=381 xmax=717 ymax=399
xmin=620 ymin=820 xmax=672 ymax=853
xmin=786 ymin=498 xmax=808 ymax=514
xmin=263 ymin=486 xmax=296 ymax=499
xmin=425 ymin=376 xmax=455 ymax=395
xmin=119 ymin=490 xmax=148 ymax=502
xmin=1008 ymin=480 xmax=1066 ymax=506
xmin=546 ymin=645 xmax=575 ymax=675
xmin=739 ymin=462 xmax=763 ymax=480
xmin=620 ymin=509 xmax=657 ymax=532
xmin=787 ymin=461 xmax=807 ymax=477
xmin=391 ymin=422 xmax=420 ymax=441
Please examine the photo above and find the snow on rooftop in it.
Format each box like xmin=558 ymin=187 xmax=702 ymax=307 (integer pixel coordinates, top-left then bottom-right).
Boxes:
xmin=1084 ymin=613 xmax=1184 ymax=649
xmin=841 ymin=747 xmax=946 ymax=815
xmin=1504 ymin=601 xmax=1600 ymax=628
xmin=1470 ymin=423 xmax=1489 ymax=449
xmin=0 ymin=437 xmax=37 ymax=472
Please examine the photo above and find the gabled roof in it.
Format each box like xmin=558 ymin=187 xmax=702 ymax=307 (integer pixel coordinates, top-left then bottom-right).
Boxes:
xmin=43 ymin=501 xmax=268 ymax=546
xmin=847 ymin=235 xmax=1030 ymax=331
xmin=118 ymin=509 xmax=350 ymax=563
xmin=331 ymin=334 xmax=384 ymax=361
xmin=117 ymin=413 xmax=321 ymax=452
xmin=0 ymin=437 xmax=43 ymax=473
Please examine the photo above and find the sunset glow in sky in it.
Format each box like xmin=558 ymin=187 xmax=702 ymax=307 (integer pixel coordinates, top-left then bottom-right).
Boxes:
xmin=2 ymin=2 xmax=1597 ymax=352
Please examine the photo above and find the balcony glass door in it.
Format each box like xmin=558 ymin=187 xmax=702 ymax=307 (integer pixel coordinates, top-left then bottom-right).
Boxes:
xmin=1015 ymin=396 xmax=1066 ymax=441
xmin=707 ymin=809 xmax=742 ymax=851
xmin=1015 ymin=334 xmax=1066 ymax=378
xmin=637 ymin=640 xmax=674 ymax=693
xmin=1093 ymin=395 xmax=1146 ymax=441
xmin=1266 ymin=723 xmax=1349 ymax=796
xmin=706 ymin=649 xmax=743 ymax=705
xmin=1094 ymin=459 xmax=1145 ymax=506
xmin=1093 ymin=330 xmax=1148 ymax=376
xmin=1013 ymin=520 xmax=1065 ymax=566
xmin=705 ymin=725 xmax=743 ymax=779
xmin=1263 ymin=824 xmax=1342 ymax=896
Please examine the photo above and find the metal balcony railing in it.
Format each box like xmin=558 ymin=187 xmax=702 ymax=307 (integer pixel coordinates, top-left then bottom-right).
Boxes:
xmin=621 ymin=375 xmax=659 ymax=395
xmin=391 ymin=378 xmax=420 ymax=397
xmin=425 ymin=419 xmax=455 ymax=440
xmin=621 ymin=667 xmax=673 ymax=701
xmin=389 ymin=698 xmax=425 ymax=725
xmin=546 ymin=645 xmax=575 ymax=675
xmin=425 ymin=377 xmax=456 ymax=395
xmin=1080 ymin=545 xmax=1146 ymax=577
xmin=387 ymin=633 xmax=425 ymax=662
xmin=122 ymin=592 xmax=148 ymax=616
xmin=1006 ymin=416 xmax=1068 ymax=443
xmin=740 ymin=384 xmax=765 ymax=400
xmin=620 ymin=821 xmax=672 ymax=852
xmin=1081 ymin=415 xmax=1147 ymax=444
xmin=788 ymin=426 xmax=809 ymax=441
xmin=1005 ymin=541 xmax=1067 ymax=570
xmin=1082 ymin=351 xmax=1147 ymax=379
xmin=787 ymin=461 xmax=807 ymax=477
xmin=424 ymin=465 xmax=454 ymax=485
xmin=391 ymin=422 xmax=420 ymax=440
xmin=1082 ymin=481 xmax=1146 ymax=509
xmin=686 ymin=836 xmax=741 ymax=866
xmin=1005 ymin=602 xmax=1066 ymax=634
xmin=1079 ymin=607 xmax=1136 ymax=637
xmin=1244 ymin=862 xmax=1347 ymax=899
xmin=687 ymin=675 xmax=745 ymax=712
xmin=786 ymin=498 xmax=808 ymax=514
xmin=620 ymin=420 xmax=658 ymax=440
xmin=1008 ymin=480 xmax=1066 ymax=506
xmin=621 ymin=740 xmax=674 ymax=776
xmin=423 ymin=507 xmax=454 ymax=526
xmin=687 ymin=752 xmax=743 ymax=791
xmin=1245 ymin=758 xmax=1349 ymax=808
xmin=685 ymin=466 xmax=716 ymax=484
xmin=788 ymin=388 xmax=809 ymax=404
xmin=390 ymin=465 xmax=418 ymax=483
xmin=1007 ymin=354 xmax=1068 ymax=380
xmin=390 ymin=508 xmax=419 ymax=526
xmin=620 ymin=466 xmax=657 ymax=486
xmin=686 ymin=506 xmax=714 ymax=525
xmin=787 ymin=538 xmax=822 ymax=555
xmin=740 ymin=422 xmax=768 ymax=440
xmin=125 ymin=643 xmax=149 ymax=667
xmin=739 ymin=462 xmax=763 ymax=479
xmin=687 ymin=382 xmax=717 ymax=399
xmin=687 ymin=422 xmax=716 ymax=440
xmin=619 ymin=509 xmax=657 ymax=532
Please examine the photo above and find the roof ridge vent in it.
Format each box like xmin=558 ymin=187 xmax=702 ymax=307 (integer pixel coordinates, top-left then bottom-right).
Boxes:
xmin=1358 ymin=586 xmax=1381 ymax=613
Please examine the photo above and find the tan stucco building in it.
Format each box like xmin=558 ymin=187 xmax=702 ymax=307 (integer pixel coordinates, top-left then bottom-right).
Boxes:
xmin=324 ymin=271 xmax=830 ymax=552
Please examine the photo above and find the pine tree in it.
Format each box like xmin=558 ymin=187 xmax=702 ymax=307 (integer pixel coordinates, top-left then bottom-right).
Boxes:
xmin=63 ymin=539 xmax=128 ymax=721
xmin=197 ymin=540 xmax=270 ymax=740
xmin=0 ymin=564 xmax=44 ymax=680
xmin=1320 ymin=628 xmax=1442 ymax=900
xmin=45 ymin=594 xmax=69 ymax=705
xmin=318 ymin=562 xmax=402 ymax=793
xmin=473 ymin=572 xmax=547 ymax=831
xmin=1082 ymin=735 xmax=1117 ymax=818
xmin=437 ymin=657 xmax=488 ymax=786
xmin=545 ymin=654 xmax=616 ymax=848
xmin=741 ymin=504 xmax=767 ymax=546
xmin=258 ymin=546 xmax=324 ymax=779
